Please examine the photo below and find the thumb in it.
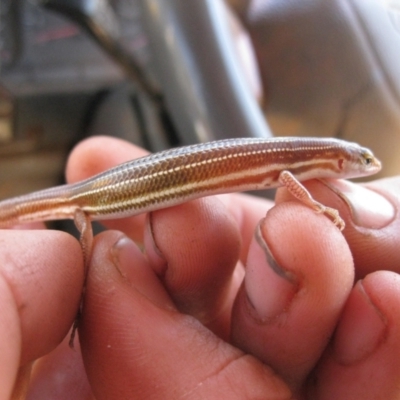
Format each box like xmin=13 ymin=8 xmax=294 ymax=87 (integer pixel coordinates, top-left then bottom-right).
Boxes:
xmin=80 ymin=231 xmax=291 ymax=399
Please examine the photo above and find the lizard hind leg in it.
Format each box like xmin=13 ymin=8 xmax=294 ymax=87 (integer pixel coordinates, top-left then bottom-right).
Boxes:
xmin=278 ymin=170 xmax=345 ymax=231
xmin=74 ymin=208 xmax=94 ymax=271
xmin=69 ymin=209 xmax=93 ymax=347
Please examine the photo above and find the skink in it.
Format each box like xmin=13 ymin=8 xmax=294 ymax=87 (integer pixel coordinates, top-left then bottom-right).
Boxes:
xmin=0 ymin=137 xmax=381 ymax=234
xmin=0 ymin=136 xmax=381 ymax=347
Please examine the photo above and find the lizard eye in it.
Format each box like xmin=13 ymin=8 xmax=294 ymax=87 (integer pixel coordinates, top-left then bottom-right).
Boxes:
xmin=360 ymin=150 xmax=375 ymax=166
xmin=357 ymin=147 xmax=381 ymax=173
xmin=364 ymin=156 xmax=372 ymax=165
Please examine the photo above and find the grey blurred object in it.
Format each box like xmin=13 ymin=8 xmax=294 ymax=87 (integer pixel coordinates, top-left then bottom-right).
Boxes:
xmin=230 ymin=0 xmax=400 ymax=177
xmin=86 ymin=84 xmax=170 ymax=152
xmin=138 ymin=0 xmax=271 ymax=143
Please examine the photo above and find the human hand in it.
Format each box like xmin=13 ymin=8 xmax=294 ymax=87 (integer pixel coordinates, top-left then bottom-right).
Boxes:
xmin=3 ymin=136 xmax=400 ymax=399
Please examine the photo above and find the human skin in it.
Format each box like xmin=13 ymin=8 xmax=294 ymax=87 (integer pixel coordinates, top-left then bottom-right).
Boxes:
xmin=1 ymin=136 xmax=400 ymax=399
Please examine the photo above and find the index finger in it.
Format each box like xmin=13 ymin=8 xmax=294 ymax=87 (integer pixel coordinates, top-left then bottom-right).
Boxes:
xmin=0 ymin=230 xmax=83 ymax=397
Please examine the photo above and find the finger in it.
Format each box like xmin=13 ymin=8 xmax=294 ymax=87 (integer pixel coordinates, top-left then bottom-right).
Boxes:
xmin=276 ymin=177 xmax=397 ymax=278
xmin=0 ymin=265 xmax=20 ymax=399
xmin=144 ymin=197 xmax=241 ymax=339
xmin=27 ymin=335 xmax=92 ymax=400
xmin=80 ymin=231 xmax=291 ymax=399
xmin=0 ymin=230 xmax=83 ymax=396
xmin=231 ymin=202 xmax=354 ymax=392
xmin=309 ymin=271 xmax=400 ymax=399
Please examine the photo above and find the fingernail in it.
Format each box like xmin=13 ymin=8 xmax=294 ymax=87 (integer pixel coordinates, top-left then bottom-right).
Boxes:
xmin=111 ymin=234 xmax=175 ymax=310
xmin=244 ymin=219 xmax=297 ymax=321
xmin=323 ymin=180 xmax=394 ymax=229
xmin=333 ymin=280 xmax=386 ymax=365
xmin=111 ymin=235 xmax=142 ymax=284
